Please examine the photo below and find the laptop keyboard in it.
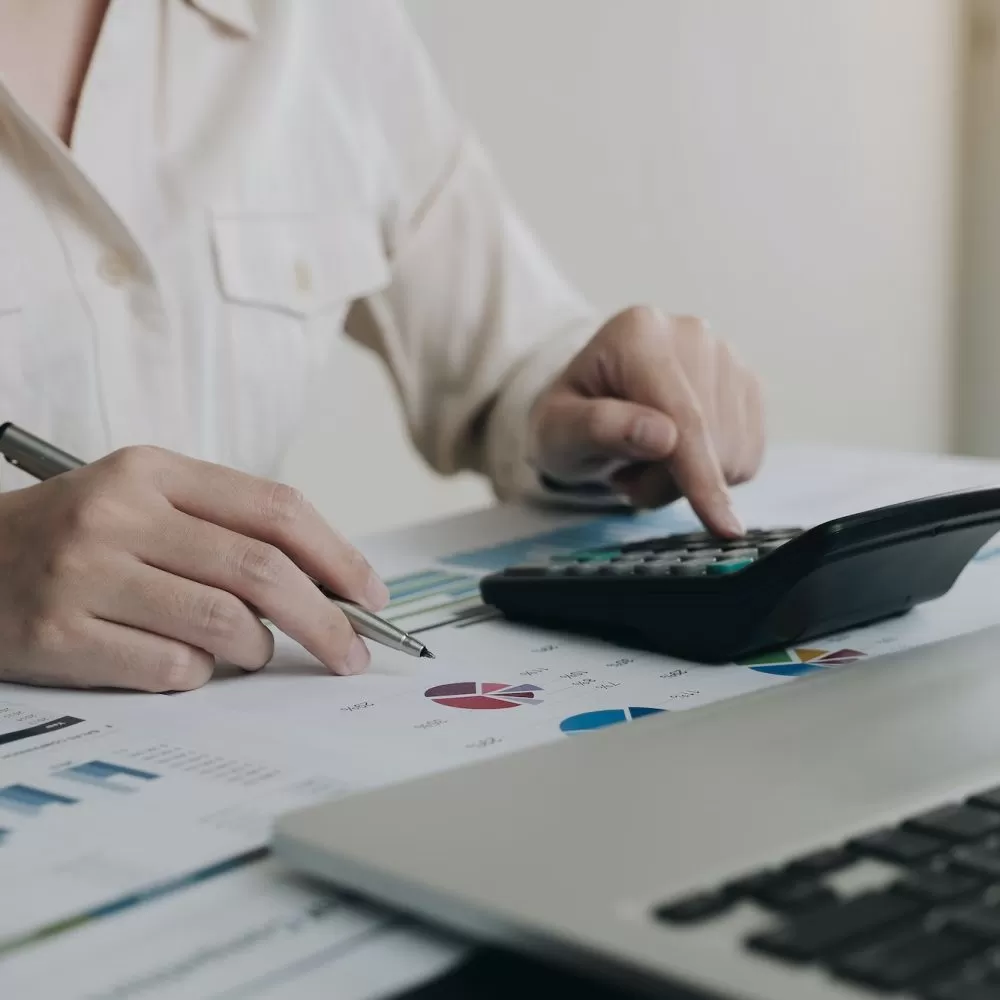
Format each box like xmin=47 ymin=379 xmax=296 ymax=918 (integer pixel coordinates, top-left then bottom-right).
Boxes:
xmin=655 ymin=786 xmax=1000 ymax=998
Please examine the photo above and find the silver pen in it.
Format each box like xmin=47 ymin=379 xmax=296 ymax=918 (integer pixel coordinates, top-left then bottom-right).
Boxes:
xmin=0 ymin=422 xmax=434 ymax=660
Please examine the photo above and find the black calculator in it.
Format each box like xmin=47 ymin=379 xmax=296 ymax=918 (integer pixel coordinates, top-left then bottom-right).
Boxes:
xmin=479 ymin=488 xmax=1000 ymax=664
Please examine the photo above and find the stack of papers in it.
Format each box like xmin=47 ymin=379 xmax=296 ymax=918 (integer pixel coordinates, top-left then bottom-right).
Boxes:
xmin=2 ymin=444 xmax=1000 ymax=998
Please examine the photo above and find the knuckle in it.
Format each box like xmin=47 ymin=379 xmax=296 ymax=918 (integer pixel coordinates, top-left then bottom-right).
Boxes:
xmin=104 ymin=444 xmax=166 ymax=481
xmin=191 ymin=593 xmax=245 ymax=641
xmin=235 ymin=542 xmax=286 ymax=590
xmin=154 ymin=647 xmax=209 ymax=693
xmin=260 ymin=482 xmax=306 ymax=529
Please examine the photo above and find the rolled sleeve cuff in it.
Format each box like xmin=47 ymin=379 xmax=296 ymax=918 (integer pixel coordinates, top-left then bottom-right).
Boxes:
xmin=483 ymin=318 xmax=631 ymax=509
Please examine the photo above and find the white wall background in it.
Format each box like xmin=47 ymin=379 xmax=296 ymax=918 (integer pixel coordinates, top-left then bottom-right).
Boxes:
xmin=957 ymin=0 xmax=1000 ymax=457
xmin=282 ymin=0 xmax=962 ymax=537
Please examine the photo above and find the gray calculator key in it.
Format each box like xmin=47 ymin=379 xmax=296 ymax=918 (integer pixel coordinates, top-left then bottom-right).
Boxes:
xmin=670 ymin=559 xmax=714 ymax=577
xmin=680 ymin=548 xmax=723 ymax=560
xmin=717 ymin=548 xmax=757 ymax=561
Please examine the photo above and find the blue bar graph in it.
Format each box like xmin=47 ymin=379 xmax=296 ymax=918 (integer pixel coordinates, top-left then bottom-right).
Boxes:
xmin=0 ymin=784 xmax=78 ymax=817
xmin=55 ymin=760 xmax=160 ymax=794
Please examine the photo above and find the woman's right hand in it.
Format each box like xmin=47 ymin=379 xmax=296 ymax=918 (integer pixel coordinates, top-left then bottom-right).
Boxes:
xmin=0 ymin=446 xmax=389 ymax=692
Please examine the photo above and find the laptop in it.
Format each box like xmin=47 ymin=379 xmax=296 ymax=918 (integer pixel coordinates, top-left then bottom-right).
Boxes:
xmin=274 ymin=626 xmax=1000 ymax=999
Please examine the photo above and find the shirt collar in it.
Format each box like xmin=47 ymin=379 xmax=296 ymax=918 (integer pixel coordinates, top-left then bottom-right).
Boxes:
xmin=186 ymin=0 xmax=258 ymax=37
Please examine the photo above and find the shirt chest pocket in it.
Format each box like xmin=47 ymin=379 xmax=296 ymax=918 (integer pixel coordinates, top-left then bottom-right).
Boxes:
xmin=210 ymin=211 xmax=391 ymax=323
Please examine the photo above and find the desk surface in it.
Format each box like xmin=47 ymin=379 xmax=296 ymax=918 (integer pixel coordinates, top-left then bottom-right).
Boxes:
xmin=4 ymin=444 xmax=1000 ymax=998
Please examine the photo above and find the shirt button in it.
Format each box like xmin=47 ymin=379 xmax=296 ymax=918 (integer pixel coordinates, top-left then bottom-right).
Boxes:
xmin=97 ymin=251 xmax=132 ymax=287
xmin=294 ymin=259 xmax=313 ymax=293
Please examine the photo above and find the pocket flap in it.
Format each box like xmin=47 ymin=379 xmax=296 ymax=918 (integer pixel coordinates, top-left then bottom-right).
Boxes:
xmin=211 ymin=212 xmax=390 ymax=317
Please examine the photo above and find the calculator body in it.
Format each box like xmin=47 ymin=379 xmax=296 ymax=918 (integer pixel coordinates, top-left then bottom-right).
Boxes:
xmin=479 ymin=488 xmax=1000 ymax=663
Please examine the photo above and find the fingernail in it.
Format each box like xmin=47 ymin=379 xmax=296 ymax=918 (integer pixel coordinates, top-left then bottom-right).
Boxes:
xmin=365 ymin=574 xmax=390 ymax=611
xmin=345 ymin=636 xmax=370 ymax=674
xmin=720 ymin=504 xmax=746 ymax=537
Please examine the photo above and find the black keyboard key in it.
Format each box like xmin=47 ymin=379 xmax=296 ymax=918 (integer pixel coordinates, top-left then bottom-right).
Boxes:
xmin=922 ymin=983 xmax=1000 ymax=1000
xmin=953 ymin=947 xmax=1000 ymax=984
xmin=951 ymin=845 xmax=1000 ymax=880
xmin=746 ymin=890 xmax=923 ymax=962
xmin=969 ymin=788 xmax=1000 ymax=813
xmin=752 ymin=879 xmax=838 ymax=914
xmin=944 ymin=902 xmax=1000 ymax=940
xmin=831 ymin=927 xmax=980 ymax=991
xmin=786 ymin=846 xmax=856 ymax=877
xmin=725 ymin=868 xmax=785 ymax=899
xmin=907 ymin=806 xmax=1000 ymax=843
xmin=850 ymin=827 xmax=948 ymax=865
xmin=655 ymin=890 xmax=733 ymax=925
xmin=895 ymin=870 xmax=985 ymax=904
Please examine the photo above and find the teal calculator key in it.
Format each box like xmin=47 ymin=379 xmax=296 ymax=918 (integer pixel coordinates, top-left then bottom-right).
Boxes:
xmin=707 ymin=558 xmax=754 ymax=576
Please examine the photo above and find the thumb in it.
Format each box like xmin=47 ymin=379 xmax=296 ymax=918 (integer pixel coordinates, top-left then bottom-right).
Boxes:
xmin=535 ymin=393 xmax=679 ymax=480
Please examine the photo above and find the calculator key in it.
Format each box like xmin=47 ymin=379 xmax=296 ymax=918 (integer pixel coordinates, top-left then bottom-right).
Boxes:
xmin=707 ymin=559 xmax=754 ymax=576
xmin=670 ymin=560 xmax=714 ymax=577
xmin=678 ymin=549 xmax=723 ymax=560
xmin=715 ymin=548 xmax=757 ymax=561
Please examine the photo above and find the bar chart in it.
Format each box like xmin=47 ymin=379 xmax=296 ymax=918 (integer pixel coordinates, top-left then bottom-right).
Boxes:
xmin=54 ymin=761 xmax=160 ymax=795
xmin=0 ymin=785 xmax=78 ymax=818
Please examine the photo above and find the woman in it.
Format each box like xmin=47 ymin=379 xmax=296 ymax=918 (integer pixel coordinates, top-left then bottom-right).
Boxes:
xmin=0 ymin=0 xmax=763 ymax=691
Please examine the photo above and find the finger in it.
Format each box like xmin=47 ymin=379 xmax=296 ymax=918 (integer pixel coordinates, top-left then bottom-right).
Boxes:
xmin=94 ymin=558 xmax=275 ymax=671
xmin=620 ymin=318 xmax=743 ymax=535
xmin=86 ymin=619 xmax=215 ymax=692
xmin=612 ymin=463 xmax=683 ymax=510
xmin=4 ymin=615 xmax=213 ymax=693
xmin=120 ymin=449 xmax=388 ymax=611
xmin=138 ymin=510 xmax=371 ymax=675
xmin=536 ymin=392 xmax=678 ymax=480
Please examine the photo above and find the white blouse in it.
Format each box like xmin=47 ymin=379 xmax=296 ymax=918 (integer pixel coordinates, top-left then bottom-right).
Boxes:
xmin=0 ymin=0 xmax=601 ymax=499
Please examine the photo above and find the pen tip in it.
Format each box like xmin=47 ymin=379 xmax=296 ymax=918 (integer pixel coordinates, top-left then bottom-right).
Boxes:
xmin=420 ymin=648 xmax=436 ymax=659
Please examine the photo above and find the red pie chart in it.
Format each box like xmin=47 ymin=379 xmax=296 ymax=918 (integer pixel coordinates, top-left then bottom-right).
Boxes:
xmin=424 ymin=682 xmax=543 ymax=710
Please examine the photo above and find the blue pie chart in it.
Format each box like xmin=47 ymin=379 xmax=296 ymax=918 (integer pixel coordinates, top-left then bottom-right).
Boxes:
xmin=559 ymin=707 xmax=665 ymax=734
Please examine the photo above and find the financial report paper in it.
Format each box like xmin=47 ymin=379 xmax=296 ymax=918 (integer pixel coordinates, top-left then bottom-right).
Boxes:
xmin=3 ymin=444 xmax=1000 ymax=998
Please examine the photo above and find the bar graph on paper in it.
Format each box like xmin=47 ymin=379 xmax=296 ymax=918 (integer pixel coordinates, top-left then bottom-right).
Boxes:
xmin=54 ymin=761 xmax=160 ymax=795
xmin=382 ymin=569 xmax=497 ymax=634
xmin=0 ymin=785 xmax=79 ymax=818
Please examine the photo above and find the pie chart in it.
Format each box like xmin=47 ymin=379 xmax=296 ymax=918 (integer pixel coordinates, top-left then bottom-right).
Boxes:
xmin=740 ymin=647 xmax=866 ymax=677
xmin=425 ymin=682 xmax=543 ymax=710
xmin=559 ymin=707 xmax=664 ymax=734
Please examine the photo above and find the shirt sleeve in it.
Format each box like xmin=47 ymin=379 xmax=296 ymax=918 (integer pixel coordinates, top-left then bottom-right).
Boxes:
xmin=342 ymin=1 xmax=623 ymax=507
